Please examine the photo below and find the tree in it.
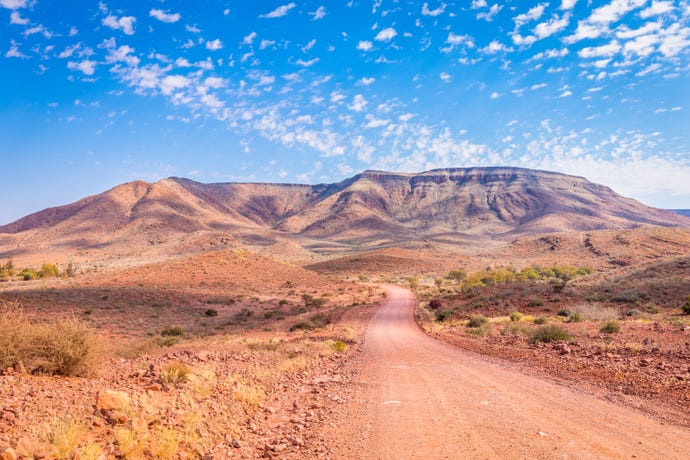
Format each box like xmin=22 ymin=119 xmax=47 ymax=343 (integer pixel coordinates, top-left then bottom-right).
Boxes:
xmin=445 ymin=269 xmax=467 ymax=283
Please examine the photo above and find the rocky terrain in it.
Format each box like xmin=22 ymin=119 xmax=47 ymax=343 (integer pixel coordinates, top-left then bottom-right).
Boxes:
xmin=0 ymin=168 xmax=689 ymax=458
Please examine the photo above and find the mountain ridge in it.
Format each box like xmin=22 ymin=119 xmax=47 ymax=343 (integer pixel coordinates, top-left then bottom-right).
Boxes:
xmin=1 ymin=167 xmax=688 ymax=260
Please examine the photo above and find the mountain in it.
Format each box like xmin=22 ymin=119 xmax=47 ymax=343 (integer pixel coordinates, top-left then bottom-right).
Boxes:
xmin=1 ymin=167 xmax=688 ymax=261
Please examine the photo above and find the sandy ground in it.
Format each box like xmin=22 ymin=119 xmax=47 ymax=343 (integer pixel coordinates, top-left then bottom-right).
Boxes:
xmin=321 ymin=285 xmax=690 ymax=459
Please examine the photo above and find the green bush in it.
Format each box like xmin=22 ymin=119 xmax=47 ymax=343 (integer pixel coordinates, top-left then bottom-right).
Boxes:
xmin=683 ymin=295 xmax=690 ymax=315
xmin=509 ymin=311 xmax=524 ymax=322
xmin=204 ymin=309 xmax=218 ymax=317
xmin=531 ymin=325 xmax=572 ymax=343
xmin=289 ymin=321 xmax=312 ymax=332
xmin=600 ymin=320 xmax=621 ymax=334
xmin=467 ymin=315 xmax=488 ymax=328
xmin=330 ymin=340 xmax=347 ymax=353
xmin=533 ymin=316 xmax=548 ymax=325
xmin=567 ymin=312 xmax=583 ymax=323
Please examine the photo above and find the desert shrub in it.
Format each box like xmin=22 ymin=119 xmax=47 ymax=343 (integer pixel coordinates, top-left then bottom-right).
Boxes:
xmin=446 ymin=269 xmax=467 ymax=283
xmin=161 ymin=325 xmax=184 ymax=337
xmin=531 ymin=325 xmax=572 ymax=343
xmin=435 ymin=310 xmax=452 ymax=322
xmin=611 ymin=289 xmax=647 ymax=304
xmin=278 ymin=299 xmax=288 ymax=305
xmin=330 ymin=340 xmax=348 ymax=353
xmin=289 ymin=321 xmax=312 ymax=332
xmin=625 ymin=309 xmax=641 ymax=317
xmin=527 ymin=298 xmax=544 ymax=307
xmin=428 ymin=299 xmax=443 ymax=310
xmin=159 ymin=361 xmax=190 ymax=384
xmin=40 ymin=263 xmax=59 ymax=278
xmin=533 ymin=316 xmax=548 ymax=325
xmin=509 ymin=311 xmax=524 ymax=322
xmin=683 ymin=296 xmax=690 ymax=315
xmin=467 ymin=315 xmax=488 ymax=328
xmin=502 ymin=323 xmax=530 ymax=336
xmin=263 ymin=311 xmax=274 ymax=319
xmin=302 ymin=294 xmax=327 ymax=310
xmin=556 ymin=309 xmax=571 ymax=317
xmin=570 ymin=303 xmax=618 ymax=321
xmin=600 ymin=320 xmax=621 ymax=334
xmin=466 ymin=323 xmax=492 ymax=337
xmin=204 ymin=308 xmax=218 ymax=317
xmin=20 ymin=268 xmax=39 ymax=281
xmin=233 ymin=308 xmax=254 ymax=322
xmin=0 ymin=305 xmax=101 ymax=376
xmin=567 ymin=312 xmax=583 ymax=323
xmin=407 ymin=276 xmax=419 ymax=289
xmin=649 ymin=306 xmax=661 ymax=314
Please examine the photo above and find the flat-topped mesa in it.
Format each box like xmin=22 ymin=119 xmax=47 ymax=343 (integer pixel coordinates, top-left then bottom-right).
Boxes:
xmin=0 ymin=167 xmax=688 ymax=257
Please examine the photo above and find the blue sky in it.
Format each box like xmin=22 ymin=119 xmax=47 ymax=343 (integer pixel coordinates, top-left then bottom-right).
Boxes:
xmin=1 ymin=0 xmax=689 ymax=225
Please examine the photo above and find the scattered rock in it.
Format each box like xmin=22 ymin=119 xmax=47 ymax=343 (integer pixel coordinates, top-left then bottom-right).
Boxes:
xmin=96 ymin=390 xmax=132 ymax=412
xmin=1 ymin=448 xmax=17 ymax=460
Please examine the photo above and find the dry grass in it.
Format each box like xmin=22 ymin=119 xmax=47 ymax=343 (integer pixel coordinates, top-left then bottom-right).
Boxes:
xmin=159 ymin=361 xmax=191 ymax=384
xmin=0 ymin=302 xmax=102 ymax=376
xmin=570 ymin=303 xmax=618 ymax=322
xmin=45 ymin=419 xmax=86 ymax=460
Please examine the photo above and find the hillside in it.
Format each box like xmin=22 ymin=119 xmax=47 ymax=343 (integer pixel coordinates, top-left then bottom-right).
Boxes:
xmin=0 ymin=167 xmax=688 ymax=263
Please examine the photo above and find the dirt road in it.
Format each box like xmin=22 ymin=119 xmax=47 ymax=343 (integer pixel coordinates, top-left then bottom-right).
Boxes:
xmin=325 ymin=285 xmax=690 ymax=459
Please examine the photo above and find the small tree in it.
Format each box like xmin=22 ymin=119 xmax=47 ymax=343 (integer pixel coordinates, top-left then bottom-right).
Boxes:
xmin=65 ymin=262 xmax=76 ymax=278
xmin=446 ymin=269 xmax=467 ymax=283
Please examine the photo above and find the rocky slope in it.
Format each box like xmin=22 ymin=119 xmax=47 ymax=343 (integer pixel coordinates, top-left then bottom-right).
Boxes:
xmin=1 ymin=168 xmax=688 ymax=261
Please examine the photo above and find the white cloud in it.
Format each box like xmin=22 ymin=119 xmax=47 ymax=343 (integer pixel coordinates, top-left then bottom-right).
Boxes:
xmin=243 ymin=32 xmax=257 ymax=45
xmin=296 ymin=58 xmax=319 ymax=67
xmin=440 ymin=72 xmax=452 ymax=82
xmin=422 ymin=3 xmax=446 ymax=17
xmin=477 ymin=4 xmax=502 ymax=21
xmin=559 ymin=90 xmax=573 ymax=97
xmin=590 ymin=0 xmax=647 ymax=24
xmin=359 ymin=77 xmax=376 ymax=85
xmin=5 ymin=39 xmax=27 ymax=58
xmin=330 ymin=91 xmax=346 ymax=103
xmin=561 ymin=0 xmax=578 ymax=9
xmin=565 ymin=20 xmax=609 ymax=43
xmin=206 ymin=39 xmax=223 ymax=51
xmin=514 ymin=4 xmax=547 ymax=27
xmin=481 ymin=40 xmax=513 ymax=54
xmin=0 ymin=0 xmax=26 ymax=9
xmin=204 ymin=77 xmax=226 ymax=89
xmin=9 ymin=10 xmax=28 ymax=24
xmin=375 ymin=27 xmax=397 ymax=42
xmin=443 ymin=32 xmax=475 ymax=51
xmin=658 ymin=23 xmax=690 ymax=56
xmin=640 ymin=1 xmax=674 ymax=18
xmin=160 ymin=75 xmax=190 ymax=95
xmin=102 ymin=14 xmax=136 ymax=35
xmin=149 ymin=9 xmax=180 ymax=23
xmin=260 ymin=3 xmax=297 ymax=19
xmin=349 ymin=94 xmax=368 ymax=112
xmin=67 ymin=59 xmax=97 ymax=76
xmin=533 ymin=14 xmax=570 ymax=39
xmin=490 ymin=92 xmax=500 ymax=99
xmin=471 ymin=0 xmax=487 ymax=9
xmin=309 ymin=6 xmax=327 ymax=20
xmin=357 ymin=40 xmax=373 ymax=51
xmin=531 ymin=83 xmax=547 ymax=90
xmin=578 ymin=40 xmax=622 ymax=58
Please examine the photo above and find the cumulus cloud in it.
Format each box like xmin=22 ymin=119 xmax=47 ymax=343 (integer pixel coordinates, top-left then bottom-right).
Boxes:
xmin=10 ymin=10 xmax=28 ymax=24
xmin=0 ymin=0 xmax=26 ymax=9
xmin=578 ymin=40 xmax=622 ymax=58
xmin=561 ymin=0 xmax=578 ymax=9
xmin=375 ymin=27 xmax=397 ymax=42
xmin=206 ymin=39 xmax=223 ymax=51
xmin=357 ymin=40 xmax=373 ymax=51
xmin=160 ymin=75 xmax=190 ymax=95
xmin=260 ymin=3 xmax=296 ymax=19
xmin=149 ymin=9 xmax=180 ymax=23
xmin=67 ymin=59 xmax=97 ymax=75
xmin=422 ymin=3 xmax=446 ymax=17
xmin=102 ymin=14 xmax=136 ymax=35
xmin=514 ymin=4 xmax=547 ymax=27
xmin=477 ymin=4 xmax=502 ymax=21
xmin=349 ymin=94 xmax=368 ymax=112
xmin=533 ymin=14 xmax=570 ymax=39
xmin=640 ymin=1 xmax=674 ymax=18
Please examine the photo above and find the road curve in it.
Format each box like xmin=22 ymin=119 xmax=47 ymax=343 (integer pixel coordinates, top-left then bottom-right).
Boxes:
xmin=328 ymin=284 xmax=690 ymax=459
